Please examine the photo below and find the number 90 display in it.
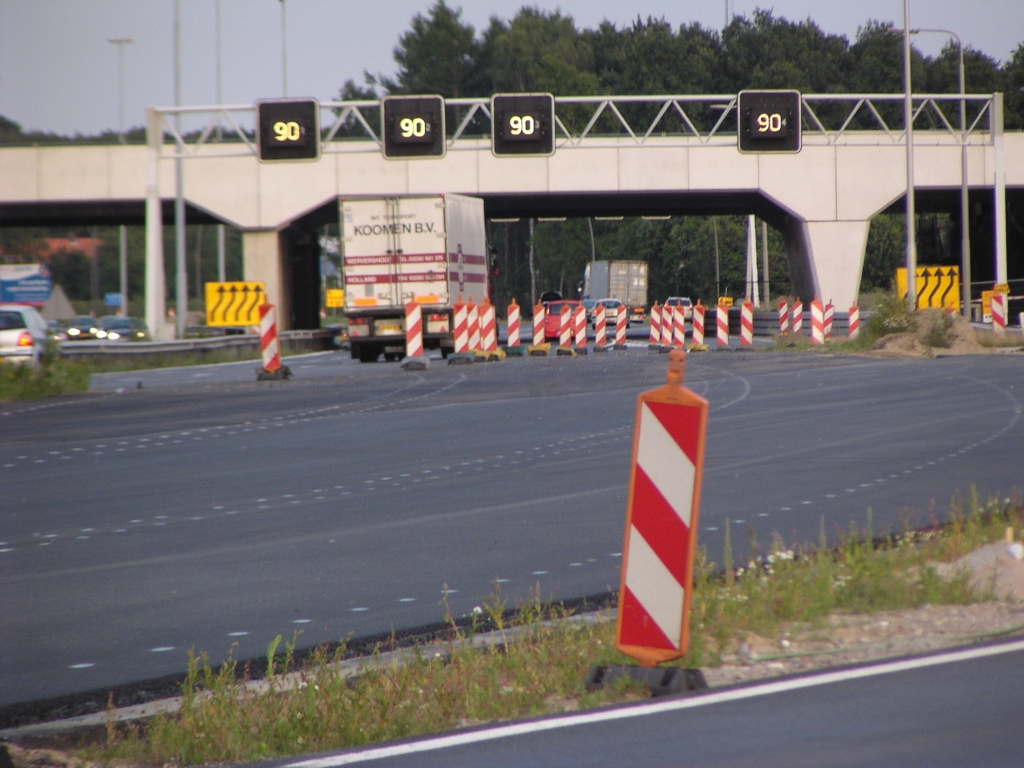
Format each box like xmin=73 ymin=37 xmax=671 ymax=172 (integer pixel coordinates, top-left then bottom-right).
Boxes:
xmin=491 ymin=93 xmax=555 ymax=157
xmin=382 ymin=95 xmax=446 ymax=159
xmin=256 ymin=98 xmax=320 ymax=162
xmin=737 ymin=90 xmax=801 ymax=154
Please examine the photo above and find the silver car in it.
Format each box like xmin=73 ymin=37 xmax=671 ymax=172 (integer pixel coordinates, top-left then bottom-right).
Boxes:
xmin=0 ymin=304 xmax=49 ymax=366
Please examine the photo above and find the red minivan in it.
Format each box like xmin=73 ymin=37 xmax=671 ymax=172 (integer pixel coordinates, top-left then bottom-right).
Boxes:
xmin=543 ymin=300 xmax=582 ymax=341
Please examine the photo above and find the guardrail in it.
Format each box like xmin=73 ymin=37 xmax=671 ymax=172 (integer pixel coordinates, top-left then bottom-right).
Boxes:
xmin=58 ymin=328 xmax=339 ymax=363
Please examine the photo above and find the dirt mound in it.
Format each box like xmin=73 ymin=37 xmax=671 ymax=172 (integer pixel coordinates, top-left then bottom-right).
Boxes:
xmin=935 ymin=539 xmax=1024 ymax=601
xmin=871 ymin=309 xmax=986 ymax=357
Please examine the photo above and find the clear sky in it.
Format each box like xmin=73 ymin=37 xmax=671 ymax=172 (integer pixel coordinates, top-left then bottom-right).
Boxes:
xmin=0 ymin=0 xmax=1021 ymax=136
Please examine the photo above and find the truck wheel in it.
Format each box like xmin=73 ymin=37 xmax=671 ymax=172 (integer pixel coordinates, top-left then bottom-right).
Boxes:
xmin=357 ymin=346 xmax=380 ymax=363
xmin=383 ymin=352 xmax=401 ymax=362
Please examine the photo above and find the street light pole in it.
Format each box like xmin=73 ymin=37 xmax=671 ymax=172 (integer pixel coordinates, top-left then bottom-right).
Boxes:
xmin=107 ymin=37 xmax=133 ymax=143
xmin=903 ymin=0 xmax=917 ymax=312
xmin=174 ymin=0 xmax=187 ymax=338
xmin=279 ymin=0 xmax=288 ymax=97
xmin=912 ymin=27 xmax=970 ymax=318
xmin=215 ymin=0 xmax=226 ymax=282
xmin=109 ymin=36 xmax=133 ymax=317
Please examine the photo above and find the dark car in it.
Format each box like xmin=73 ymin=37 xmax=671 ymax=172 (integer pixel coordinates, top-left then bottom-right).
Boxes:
xmin=64 ymin=315 xmax=101 ymax=340
xmin=96 ymin=315 xmax=149 ymax=341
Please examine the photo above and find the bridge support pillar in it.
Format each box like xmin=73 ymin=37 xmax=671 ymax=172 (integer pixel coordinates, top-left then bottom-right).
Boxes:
xmin=243 ymin=230 xmax=291 ymax=331
xmin=782 ymin=218 xmax=870 ymax=311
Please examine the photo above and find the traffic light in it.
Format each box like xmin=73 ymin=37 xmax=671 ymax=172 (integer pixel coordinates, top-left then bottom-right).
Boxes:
xmin=381 ymin=95 xmax=446 ymax=159
xmin=256 ymin=98 xmax=321 ymax=162
xmin=737 ymin=90 xmax=801 ymax=154
xmin=491 ymin=93 xmax=555 ymax=157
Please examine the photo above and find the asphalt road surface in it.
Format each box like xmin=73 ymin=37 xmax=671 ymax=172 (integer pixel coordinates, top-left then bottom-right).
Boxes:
xmin=2 ymin=348 xmax=1022 ymax=706
xmin=267 ymin=641 xmax=1024 ymax=768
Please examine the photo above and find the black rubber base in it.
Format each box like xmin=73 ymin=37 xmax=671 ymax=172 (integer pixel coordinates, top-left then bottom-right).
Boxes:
xmin=585 ymin=665 xmax=707 ymax=698
xmin=256 ymin=365 xmax=292 ymax=381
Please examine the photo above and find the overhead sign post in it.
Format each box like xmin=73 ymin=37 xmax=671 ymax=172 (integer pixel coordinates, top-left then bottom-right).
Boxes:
xmin=204 ymin=281 xmax=266 ymax=326
xmin=491 ymin=93 xmax=555 ymax=157
xmin=737 ymin=90 xmax=801 ymax=153
xmin=381 ymin=95 xmax=446 ymax=159
xmin=616 ymin=350 xmax=709 ymax=666
xmin=256 ymin=98 xmax=321 ymax=162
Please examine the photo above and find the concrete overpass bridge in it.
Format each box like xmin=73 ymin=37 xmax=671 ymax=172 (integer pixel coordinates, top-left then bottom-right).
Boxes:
xmin=1 ymin=92 xmax=1020 ymax=335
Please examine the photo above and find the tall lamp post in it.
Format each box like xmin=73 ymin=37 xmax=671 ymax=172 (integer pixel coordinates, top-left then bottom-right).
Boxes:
xmin=174 ymin=0 xmax=187 ymax=338
xmin=109 ymin=37 xmax=133 ymax=316
xmin=912 ymin=28 xmax=970 ymax=319
xmin=279 ymin=0 xmax=288 ymax=97
xmin=903 ymin=0 xmax=917 ymax=312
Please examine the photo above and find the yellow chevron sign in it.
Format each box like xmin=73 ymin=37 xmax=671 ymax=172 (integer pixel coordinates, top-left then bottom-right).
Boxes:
xmin=204 ymin=281 xmax=266 ymax=326
xmin=895 ymin=266 xmax=960 ymax=311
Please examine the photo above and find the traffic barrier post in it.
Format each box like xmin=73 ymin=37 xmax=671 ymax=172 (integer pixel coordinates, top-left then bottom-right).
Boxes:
xmin=404 ymin=300 xmax=423 ymax=357
xmin=453 ymin=296 xmax=468 ymax=353
xmin=614 ymin=305 xmax=627 ymax=349
xmin=823 ymin=301 xmax=834 ymax=339
xmin=649 ymin=301 xmax=662 ymax=349
xmin=506 ymin=298 xmax=521 ymax=348
xmin=810 ymin=297 xmax=824 ymax=345
xmin=848 ymin=305 xmax=860 ymax=339
xmin=660 ymin=304 xmax=674 ymax=348
xmin=594 ymin=302 xmax=608 ymax=349
xmin=673 ymin=303 xmax=686 ymax=349
xmin=558 ymin=303 xmax=573 ymax=353
xmin=467 ymin=298 xmax=480 ymax=351
xmin=574 ymin=303 xmax=588 ymax=353
xmin=792 ymin=300 xmax=804 ymax=334
xmin=616 ymin=350 xmax=709 ymax=666
xmin=740 ymin=300 xmax=753 ymax=346
xmin=480 ymin=299 xmax=498 ymax=352
xmin=527 ymin=306 xmax=550 ymax=355
xmin=992 ymin=292 xmax=1007 ymax=335
xmin=778 ymin=299 xmax=789 ymax=334
xmin=256 ymin=302 xmax=291 ymax=380
xmin=716 ymin=303 xmax=729 ymax=347
xmin=691 ymin=303 xmax=705 ymax=346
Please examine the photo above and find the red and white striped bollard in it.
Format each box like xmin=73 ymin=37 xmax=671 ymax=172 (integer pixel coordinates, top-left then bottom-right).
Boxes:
xmin=559 ymin=304 xmax=572 ymax=349
xmin=480 ymin=299 xmax=497 ymax=351
xmin=810 ymin=298 xmax=824 ymax=345
xmin=740 ymin=300 xmax=753 ymax=346
xmin=661 ymin=304 xmax=674 ymax=348
xmin=716 ymin=304 xmax=729 ymax=347
xmin=467 ymin=298 xmax=480 ymax=351
xmin=792 ymin=300 xmax=803 ymax=335
xmin=259 ymin=302 xmax=281 ymax=373
xmin=673 ymin=303 xmax=686 ymax=349
xmin=453 ymin=296 xmax=468 ymax=353
xmin=778 ymin=299 xmax=789 ymax=334
xmin=532 ymin=302 xmax=546 ymax=347
xmin=507 ymin=298 xmax=521 ymax=347
xmin=594 ymin=303 xmax=607 ymax=347
xmin=848 ymin=305 xmax=860 ymax=339
xmin=649 ymin=302 xmax=662 ymax=348
xmin=615 ymin=305 xmax=627 ymax=348
xmin=404 ymin=300 xmax=423 ymax=357
xmin=691 ymin=303 xmax=705 ymax=345
xmin=823 ymin=301 xmax=834 ymax=339
xmin=992 ymin=293 xmax=1007 ymax=335
xmin=574 ymin=303 xmax=587 ymax=351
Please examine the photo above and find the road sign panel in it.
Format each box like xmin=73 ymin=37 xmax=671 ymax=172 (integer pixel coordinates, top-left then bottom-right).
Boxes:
xmin=737 ymin=90 xmax=801 ymax=153
xmin=256 ymin=98 xmax=321 ymax=162
xmin=491 ymin=93 xmax=555 ymax=157
xmin=616 ymin=351 xmax=708 ymax=666
xmin=325 ymin=288 xmax=345 ymax=308
xmin=205 ymin=281 xmax=266 ymax=326
xmin=381 ymin=95 xmax=446 ymax=159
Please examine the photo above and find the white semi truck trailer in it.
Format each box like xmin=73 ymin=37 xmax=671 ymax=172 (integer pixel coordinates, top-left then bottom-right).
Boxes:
xmin=340 ymin=195 xmax=489 ymax=362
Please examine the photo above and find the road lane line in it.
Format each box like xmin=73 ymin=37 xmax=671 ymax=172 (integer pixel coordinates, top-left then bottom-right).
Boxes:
xmin=283 ymin=640 xmax=1024 ymax=767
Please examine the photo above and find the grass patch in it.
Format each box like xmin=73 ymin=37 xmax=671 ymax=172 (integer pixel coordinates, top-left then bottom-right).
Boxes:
xmin=82 ymin=493 xmax=1022 ymax=766
xmin=67 ymin=346 xmax=313 ymax=374
xmin=0 ymin=355 xmax=90 ymax=401
xmin=975 ymin=328 xmax=1024 ymax=348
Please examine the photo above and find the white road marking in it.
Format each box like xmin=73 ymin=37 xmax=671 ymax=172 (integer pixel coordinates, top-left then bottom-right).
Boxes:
xmin=227 ymin=631 xmax=249 ymax=637
xmin=68 ymin=663 xmax=95 ymax=669
xmin=283 ymin=640 xmax=1024 ymax=768
xmin=150 ymin=647 xmax=174 ymax=653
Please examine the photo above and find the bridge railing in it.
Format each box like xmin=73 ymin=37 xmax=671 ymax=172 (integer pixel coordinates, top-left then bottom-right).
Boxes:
xmin=151 ymin=92 xmax=999 ymax=160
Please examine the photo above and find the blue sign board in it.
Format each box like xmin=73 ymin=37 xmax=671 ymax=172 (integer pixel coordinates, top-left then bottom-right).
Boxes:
xmin=104 ymin=292 xmax=123 ymax=307
xmin=0 ymin=264 xmax=53 ymax=306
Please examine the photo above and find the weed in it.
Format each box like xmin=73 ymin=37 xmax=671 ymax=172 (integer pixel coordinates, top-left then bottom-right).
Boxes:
xmin=79 ymin=495 xmax=1024 ymax=766
xmin=0 ymin=357 xmax=90 ymax=401
xmin=864 ymin=291 xmax=916 ymax=341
